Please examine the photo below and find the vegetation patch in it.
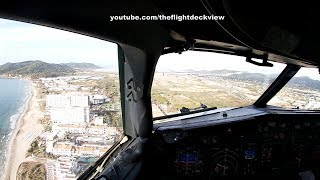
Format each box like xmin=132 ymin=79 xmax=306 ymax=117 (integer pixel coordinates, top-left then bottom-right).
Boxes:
xmin=16 ymin=162 xmax=46 ymax=180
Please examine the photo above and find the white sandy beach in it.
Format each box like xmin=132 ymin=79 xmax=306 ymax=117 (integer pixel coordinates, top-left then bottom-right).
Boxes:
xmin=2 ymin=81 xmax=44 ymax=180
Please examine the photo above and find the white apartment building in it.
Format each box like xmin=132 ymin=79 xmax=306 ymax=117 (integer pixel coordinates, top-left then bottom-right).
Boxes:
xmin=46 ymin=95 xmax=89 ymax=108
xmin=49 ymin=106 xmax=90 ymax=124
xmin=46 ymin=95 xmax=90 ymax=124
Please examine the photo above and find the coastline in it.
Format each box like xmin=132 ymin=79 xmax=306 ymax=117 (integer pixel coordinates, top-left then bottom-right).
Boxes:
xmin=2 ymin=80 xmax=44 ymax=180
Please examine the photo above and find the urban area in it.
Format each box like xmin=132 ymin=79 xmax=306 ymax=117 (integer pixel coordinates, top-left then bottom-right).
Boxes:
xmin=26 ymin=72 xmax=122 ymax=179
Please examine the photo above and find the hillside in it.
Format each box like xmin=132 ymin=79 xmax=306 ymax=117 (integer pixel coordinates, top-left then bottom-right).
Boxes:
xmin=16 ymin=162 xmax=46 ymax=180
xmin=62 ymin=62 xmax=101 ymax=69
xmin=227 ymin=72 xmax=276 ymax=83
xmin=0 ymin=61 xmax=75 ymax=78
xmin=288 ymin=76 xmax=320 ymax=89
xmin=178 ymin=69 xmax=239 ymax=74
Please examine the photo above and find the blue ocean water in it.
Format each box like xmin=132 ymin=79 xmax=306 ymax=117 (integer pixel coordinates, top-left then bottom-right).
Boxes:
xmin=0 ymin=78 xmax=29 ymax=172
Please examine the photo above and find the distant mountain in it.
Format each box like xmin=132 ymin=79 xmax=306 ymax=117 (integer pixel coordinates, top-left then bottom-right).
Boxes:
xmin=172 ymin=69 xmax=320 ymax=90
xmin=0 ymin=60 xmax=75 ymax=78
xmin=226 ymin=72 xmax=320 ymax=90
xmin=227 ymin=72 xmax=276 ymax=82
xmin=181 ymin=69 xmax=239 ymax=74
xmin=288 ymin=76 xmax=320 ymax=89
xmin=62 ymin=63 xmax=101 ymax=69
xmin=205 ymin=69 xmax=239 ymax=74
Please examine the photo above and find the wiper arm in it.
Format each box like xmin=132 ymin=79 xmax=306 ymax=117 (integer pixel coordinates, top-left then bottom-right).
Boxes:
xmin=153 ymin=103 xmax=218 ymax=121
xmin=180 ymin=103 xmax=209 ymax=113
xmin=153 ymin=106 xmax=218 ymax=121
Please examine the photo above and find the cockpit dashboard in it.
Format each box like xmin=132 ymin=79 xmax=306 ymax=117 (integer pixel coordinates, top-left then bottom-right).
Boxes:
xmin=148 ymin=108 xmax=320 ymax=179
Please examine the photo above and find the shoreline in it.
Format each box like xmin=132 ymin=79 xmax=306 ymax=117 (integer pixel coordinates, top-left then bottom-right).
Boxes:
xmin=2 ymin=80 xmax=43 ymax=180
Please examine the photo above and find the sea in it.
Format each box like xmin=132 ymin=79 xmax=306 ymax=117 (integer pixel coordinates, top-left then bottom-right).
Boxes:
xmin=0 ymin=78 xmax=30 ymax=176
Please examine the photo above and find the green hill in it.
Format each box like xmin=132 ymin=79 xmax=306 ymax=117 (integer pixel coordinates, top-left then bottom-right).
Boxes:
xmin=0 ymin=60 xmax=75 ymax=78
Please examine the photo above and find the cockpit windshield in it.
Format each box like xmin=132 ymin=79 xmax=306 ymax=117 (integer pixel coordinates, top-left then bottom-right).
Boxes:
xmin=151 ymin=51 xmax=320 ymax=118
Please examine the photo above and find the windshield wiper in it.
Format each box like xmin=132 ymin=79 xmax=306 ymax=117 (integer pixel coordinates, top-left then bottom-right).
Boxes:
xmin=180 ymin=103 xmax=208 ymax=113
xmin=153 ymin=103 xmax=217 ymax=121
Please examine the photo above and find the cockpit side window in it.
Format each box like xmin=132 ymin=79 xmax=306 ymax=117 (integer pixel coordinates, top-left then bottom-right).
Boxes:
xmin=0 ymin=18 xmax=122 ymax=179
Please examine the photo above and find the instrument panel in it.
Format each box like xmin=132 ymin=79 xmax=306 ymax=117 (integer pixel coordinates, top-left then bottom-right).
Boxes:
xmin=150 ymin=116 xmax=320 ymax=179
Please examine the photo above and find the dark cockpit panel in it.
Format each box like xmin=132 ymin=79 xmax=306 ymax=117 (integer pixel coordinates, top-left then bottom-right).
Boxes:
xmin=148 ymin=114 xmax=320 ymax=179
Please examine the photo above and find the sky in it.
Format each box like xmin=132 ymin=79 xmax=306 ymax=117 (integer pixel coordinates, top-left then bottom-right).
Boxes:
xmin=158 ymin=51 xmax=320 ymax=80
xmin=158 ymin=52 xmax=286 ymax=74
xmin=1 ymin=18 xmax=320 ymax=80
xmin=0 ymin=18 xmax=118 ymax=68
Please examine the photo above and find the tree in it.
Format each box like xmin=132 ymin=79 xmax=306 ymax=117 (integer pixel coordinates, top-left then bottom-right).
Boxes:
xmin=31 ymin=141 xmax=39 ymax=150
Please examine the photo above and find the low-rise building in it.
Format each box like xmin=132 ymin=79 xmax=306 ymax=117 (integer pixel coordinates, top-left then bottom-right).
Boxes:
xmin=47 ymin=142 xmax=112 ymax=157
xmin=52 ymin=124 xmax=118 ymax=136
xmin=46 ymin=159 xmax=57 ymax=180
xmin=55 ymin=157 xmax=77 ymax=180
xmin=90 ymin=95 xmax=110 ymax=105
xmin=92 ymin=115 xmax=104 ymax=125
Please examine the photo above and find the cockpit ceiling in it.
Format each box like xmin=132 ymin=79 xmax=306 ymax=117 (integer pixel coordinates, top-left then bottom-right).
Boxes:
xmin=169 ymin=38 xmax=316 ymax=68
xmin=155 ymin=0 xmax=320 ymax=68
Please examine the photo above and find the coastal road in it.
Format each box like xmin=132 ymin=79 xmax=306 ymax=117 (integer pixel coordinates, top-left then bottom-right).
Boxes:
xmin=22 ymin=131 xmax=42 ymax=143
